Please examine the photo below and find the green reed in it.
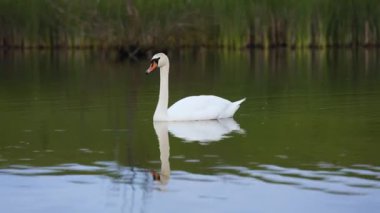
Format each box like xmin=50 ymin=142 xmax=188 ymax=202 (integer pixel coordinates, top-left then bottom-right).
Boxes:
xmin=0 ymin=0 xmax=379 ymax=50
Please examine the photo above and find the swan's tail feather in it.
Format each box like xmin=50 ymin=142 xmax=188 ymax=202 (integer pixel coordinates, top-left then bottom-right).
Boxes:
xmin=234 ymin=98 xmax=246 ymax=106
xmin=218 ymin=98 xmax=246 ymax=119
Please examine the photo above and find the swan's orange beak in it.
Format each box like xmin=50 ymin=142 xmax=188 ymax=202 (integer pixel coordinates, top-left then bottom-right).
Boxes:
xmin=146 ymin=62 xmax=158 ymax=75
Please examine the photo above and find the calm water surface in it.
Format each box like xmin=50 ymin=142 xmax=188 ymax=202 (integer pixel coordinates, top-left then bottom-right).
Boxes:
xmin=0 ymin=50 xmax=380 ymax=213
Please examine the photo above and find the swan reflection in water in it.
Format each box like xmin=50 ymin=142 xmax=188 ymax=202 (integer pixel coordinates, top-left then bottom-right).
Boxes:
xmin=151 ymin=118 xmax=244 ymax=186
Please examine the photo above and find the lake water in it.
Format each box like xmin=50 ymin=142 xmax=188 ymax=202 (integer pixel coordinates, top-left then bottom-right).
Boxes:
xmin=0 ymin=50 xmax=380 ymax=213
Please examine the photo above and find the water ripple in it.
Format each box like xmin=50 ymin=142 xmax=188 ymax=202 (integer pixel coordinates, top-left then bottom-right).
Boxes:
xmin=1 ymin=161 xmax=379 ymax=196
xmin=213 ymin=163 xmax=380 ymax=195
xmin=0 ymin=162 xmax=155 ymax=188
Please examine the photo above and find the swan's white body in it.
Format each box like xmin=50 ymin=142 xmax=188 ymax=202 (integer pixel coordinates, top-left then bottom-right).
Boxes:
xmin=146 ymin=53 xmax=245 ymax=121
xmin=168 ymin=95 xmax=245 ymax=121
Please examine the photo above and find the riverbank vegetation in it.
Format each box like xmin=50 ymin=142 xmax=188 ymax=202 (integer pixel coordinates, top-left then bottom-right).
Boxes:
xmin=0 ymin=0 xmax=379 ymax=54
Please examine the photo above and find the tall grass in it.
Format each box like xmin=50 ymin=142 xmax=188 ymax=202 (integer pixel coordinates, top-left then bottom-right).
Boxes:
xmin=0 ymin=0 xmax=379 ymax=51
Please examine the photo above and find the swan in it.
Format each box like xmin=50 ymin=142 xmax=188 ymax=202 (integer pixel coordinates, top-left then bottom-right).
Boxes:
xmin=146 ymin=53 xmax=246 ymax=121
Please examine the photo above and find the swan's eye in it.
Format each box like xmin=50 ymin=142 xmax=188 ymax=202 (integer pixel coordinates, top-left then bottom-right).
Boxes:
xmin=151 ymin=58 xmax=160 ymax=64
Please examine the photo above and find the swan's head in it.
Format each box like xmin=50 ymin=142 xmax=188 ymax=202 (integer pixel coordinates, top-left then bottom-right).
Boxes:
xmin=146 ymin=53 xmax=169 ymax=74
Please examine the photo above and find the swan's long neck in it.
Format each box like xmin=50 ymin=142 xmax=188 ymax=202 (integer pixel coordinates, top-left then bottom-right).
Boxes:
xmin=154 ymin=64 xmax=169 ymax=121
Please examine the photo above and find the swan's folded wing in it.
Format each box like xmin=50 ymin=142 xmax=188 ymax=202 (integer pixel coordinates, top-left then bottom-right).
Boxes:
xmin=218 ymin=98 xmax=246 ymax=119
xmin=168 ymin=95 xmax=230 ymax=121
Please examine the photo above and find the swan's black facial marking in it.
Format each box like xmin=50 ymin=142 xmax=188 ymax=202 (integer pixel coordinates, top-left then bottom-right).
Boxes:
xmin=150 ymin=57 xmax=160 ymax=65
xmin=146 ymin=57 xmax=160 ymax=74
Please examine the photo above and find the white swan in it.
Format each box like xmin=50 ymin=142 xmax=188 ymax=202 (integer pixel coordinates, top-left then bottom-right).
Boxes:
xmin=146 ymin=53 xmax=246 ymax=121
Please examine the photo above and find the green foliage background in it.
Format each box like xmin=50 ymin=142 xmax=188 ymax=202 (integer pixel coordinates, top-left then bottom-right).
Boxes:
xmin=0 ymin=0 xmax=379 ymax=49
